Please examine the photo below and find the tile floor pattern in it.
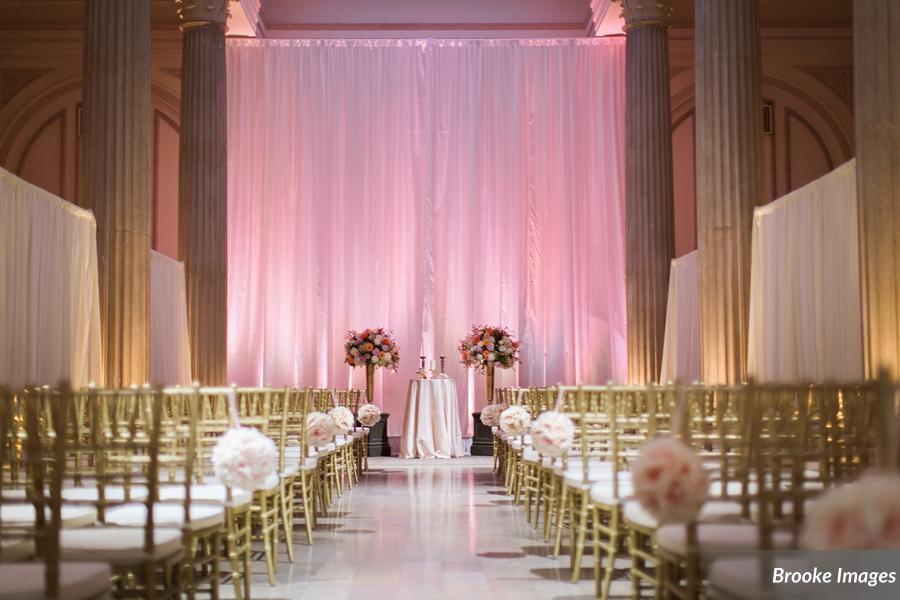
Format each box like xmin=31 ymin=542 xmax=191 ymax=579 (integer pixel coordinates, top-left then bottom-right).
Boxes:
xmin=230 ymin=456 xmax=631 ymax=600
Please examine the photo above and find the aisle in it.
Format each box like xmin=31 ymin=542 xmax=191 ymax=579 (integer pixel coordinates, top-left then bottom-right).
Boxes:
xmin=236 ymin=457 xmax=617 ymax=600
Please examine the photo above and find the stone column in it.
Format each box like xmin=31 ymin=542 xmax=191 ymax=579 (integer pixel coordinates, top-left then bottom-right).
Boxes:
xmin=80 ymin=0 xmax=152 ymax=387
xmin=620 ymin=0 xmax=675 ymax=384
xmin=854 ymin=0 xmax=900 ymax=379
xmin=176 ymin=0 xmax=229 ymax=385
xmin=694 ymin=0 xmax=764 ymax=384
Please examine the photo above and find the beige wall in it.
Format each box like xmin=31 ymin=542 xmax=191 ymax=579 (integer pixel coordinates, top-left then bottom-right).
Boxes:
xmin=0 ymin=26 xmax=853 ymax=261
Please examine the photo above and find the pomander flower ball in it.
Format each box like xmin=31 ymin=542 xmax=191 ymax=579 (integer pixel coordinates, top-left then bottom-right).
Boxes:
xmin=529 ymin=411 xmax=575 ymax=457
xmin=357 ymin=403 xmax=381 ymax=428
xmin=307 ymin=411 xmax=337 ymax=447
xmin=802 ymin=473 xmax=900 ymax=550
xmin=213 ymin=427 xmax=277 ymax=491
xmin=480 ymin=403 xmax=505 ymax=427
xmin=632 ymin=437 xmax=709 ymax=523
xmin=328 ymin=406 xmax=355 ymax=435
xmin=499 ymin=405 xmax=532 ymax=437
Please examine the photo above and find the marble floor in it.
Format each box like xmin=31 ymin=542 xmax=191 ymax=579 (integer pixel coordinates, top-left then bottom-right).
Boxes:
xmin=231 ymin=456 xmax=631 ymax=600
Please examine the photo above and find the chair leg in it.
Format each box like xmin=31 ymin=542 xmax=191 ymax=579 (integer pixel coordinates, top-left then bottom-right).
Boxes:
xmin=553 ymin=483 xmax=569 ymax=557
xmin=280 ymin=477 xmax=296 ymax=562
xmin=570 ymin=492 xmax=589 ymax=581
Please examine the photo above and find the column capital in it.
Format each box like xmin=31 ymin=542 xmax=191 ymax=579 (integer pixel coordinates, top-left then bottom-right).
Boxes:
xmin=617 ymin=0 xmax=673 ymax=31
xmin=175 ymin=0 xmax=230 ymax=30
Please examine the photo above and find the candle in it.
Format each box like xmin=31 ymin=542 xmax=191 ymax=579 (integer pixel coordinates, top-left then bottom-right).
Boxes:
xmin=429 ymin=359 xmax=436 ymax=371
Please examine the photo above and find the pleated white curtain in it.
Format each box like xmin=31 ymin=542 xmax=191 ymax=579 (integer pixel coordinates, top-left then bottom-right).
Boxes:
xmin=226 ymin=38 xmax=627 ymax=435
xmin=0 ymin=168 xmax=103 ymax=388
xmin=150 ymin=251 xmax=192 ymax=386
xmin=747 ymin=160 xmax=863 ymax=382
xmin=659 ymin=250 xmax=700 ymax=384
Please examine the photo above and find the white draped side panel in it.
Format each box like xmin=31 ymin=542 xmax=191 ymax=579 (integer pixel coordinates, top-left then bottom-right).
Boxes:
xmin=659 ymin=250 xmax=700 ymax=384
xmin=0 ymin=168 xmax=103 ymax=388
xmin=226 ymin=38 xmax=627 ymax=435
xmin=150 ymin=250 xmax=192 ymax=386
xmin=747 ymin=159 xmax=862 ymax=382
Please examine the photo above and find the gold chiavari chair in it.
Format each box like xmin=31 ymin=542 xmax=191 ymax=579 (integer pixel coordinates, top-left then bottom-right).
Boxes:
xmin=310 ymin=389 xmax=340 ymax=506
xmin=0 ymin=388 xmax=112 ymax=599
xmin=334 ymin=389 xmax=366 ymax=482
xmin=283 ymin=388 xmax=319 ymax=544
xmin=164 ymin=386 xmax=253 ymax=600
xmin=519 ymin=388 xmax=549 ymax=521
xmin=54 ymin=387 xmax=196 ymax=599
xmin=224 ymin=387 xmax=288 ymax=586
xmin=538 ymin=386 xmax=578 ymax=543
xmin=329 ymin=390 xmax=359 ymax=491
xmin=654 ymin=383 xmax=871 ymax=600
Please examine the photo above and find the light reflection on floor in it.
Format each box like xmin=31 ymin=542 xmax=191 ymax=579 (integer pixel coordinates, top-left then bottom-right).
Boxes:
xmin=230 ymin=456 xmax=628 ymax=599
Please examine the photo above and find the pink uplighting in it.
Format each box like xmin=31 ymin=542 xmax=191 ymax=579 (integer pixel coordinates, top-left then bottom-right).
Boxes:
xmin=225 ymin=38 xmax=627 ymax=436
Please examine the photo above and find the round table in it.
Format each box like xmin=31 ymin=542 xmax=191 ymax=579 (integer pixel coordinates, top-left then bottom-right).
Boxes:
xmin=400 ymin=378 xmax=465 ymax=459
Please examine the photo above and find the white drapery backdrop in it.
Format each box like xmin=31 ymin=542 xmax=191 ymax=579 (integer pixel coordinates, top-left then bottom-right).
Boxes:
xmin=747 ymin=160 xmax=863 ymax=382
xmin=0 ymin=168 xmax=103 ymax=388
xmin=659 ymin=250 xmax=700 ymax=383
xmin=150 ymin=251 xmax=192 ymax=386
xmin=226 ymin=38 xmax=627 ymax=435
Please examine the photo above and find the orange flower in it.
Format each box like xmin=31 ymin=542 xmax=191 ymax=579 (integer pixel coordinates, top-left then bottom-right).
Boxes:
xmin=482 ymin=350 xmax=490 ymax=358
xmin=363 ymin=342 xmax=374 ymax=352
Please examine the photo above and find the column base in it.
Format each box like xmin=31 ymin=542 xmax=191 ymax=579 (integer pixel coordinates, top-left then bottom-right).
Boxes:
xmin=470 ymin=412 xmax=494 ymax=456
xmin=367 ymin=413 xmax=392 ymax=457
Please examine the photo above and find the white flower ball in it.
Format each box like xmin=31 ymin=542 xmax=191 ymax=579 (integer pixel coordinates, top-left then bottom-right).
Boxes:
xmin=633 ymin=437 xmax=709 ymax=523
xmin=357 ymin=403 xmax=381 ymax=428
xmin=480 ymin=403 xmax=505 ymax=427
xmin=529 ymin=411 xmax=574 ymax=457
xmin=328 ymin=406 xmax=355 ymax=435
xmin=307 ymin=411 xmax=337 ymax=447
xmin=499 ymin=405 xmax=532 ymax=437
xmin=803 ymin=473 xmax=900 ymax=550
xmin=213 ymin=427 xmax=277 ymax=491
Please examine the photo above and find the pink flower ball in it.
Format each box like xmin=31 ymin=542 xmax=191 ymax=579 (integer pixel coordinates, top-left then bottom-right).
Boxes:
xmin=499 ymin=405 xmax=532 ymax=437
xmin=213 ymin=427 xmax=277 ymax=491
xmin=357 ymin=403 xmax=381 ymax=428
xmin=306 ymin=411 xmax=337 ymax=447
xmin=633 ymin=437 xmax=709 ymax=523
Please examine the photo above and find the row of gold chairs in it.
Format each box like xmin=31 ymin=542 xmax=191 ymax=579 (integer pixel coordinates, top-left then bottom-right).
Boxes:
xmin=491 ymin=379 xmax=896 ymax=599
xmin=0 ymin=385 xmax=372 ymax=599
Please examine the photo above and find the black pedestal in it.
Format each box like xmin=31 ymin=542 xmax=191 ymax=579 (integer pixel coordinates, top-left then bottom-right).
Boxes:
xmin=470 ymin=412 xmax=494 ymax=456
xmin=367 ymin=413 xmax=392 ymax=457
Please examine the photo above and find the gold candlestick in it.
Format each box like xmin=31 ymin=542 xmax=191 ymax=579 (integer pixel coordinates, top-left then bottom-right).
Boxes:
xmin=439 ymin=356 xmax=446 ymax=374
xmin=419 ymin=355 xmax=426 ymax=370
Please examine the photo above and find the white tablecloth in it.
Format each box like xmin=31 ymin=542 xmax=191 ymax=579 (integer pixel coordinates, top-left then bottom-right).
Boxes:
xmin=400 ymin=378 xmax=465 ymax=459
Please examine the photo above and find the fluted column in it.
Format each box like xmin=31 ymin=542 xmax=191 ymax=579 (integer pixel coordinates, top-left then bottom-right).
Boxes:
xmin=620 ymin=0 xmax=675 ymax=384
xmin=176 ymin=1 xmax=229 ymax=385
xmin=695 ymin=0 xmax=764 ymax=384
xmin=80 ymin=0 xmax=152 ymax=387
xmin=854 ymin=1 xmax=900 ymax=379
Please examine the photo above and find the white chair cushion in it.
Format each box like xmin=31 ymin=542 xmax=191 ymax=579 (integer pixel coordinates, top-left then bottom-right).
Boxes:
xmin=61 ymin=485 xmax=148 ymax=503
xmin=657 ymin=523 xmax=794 ymax=563
xmin=0 ymin=537 xmax=34 ymax=560
xmin=0 ymin=561 xmax=111 ymax=600
xmin=60 ymin=526 xmax=183 ymax=565
xmin=522 ymin=448 xmax=540 ymax=463
xmin=281 ymin=463 xmax=300 ymax=478
xmin=297 ymin=457 xmax=319 ymax=472
xmin=589 ymin=480 xmax=634 ymax=503
xmin=158 ymin=484 xmax=252 ymax=509
xmin=564 ymin=467 xmax=632 ymax=488
xmin=707 ymin=557 xmax=814 ymax=600
xmin=0 ymin=505 xmax=97 ymax=529
xmin=623 ymin=499 xmax=744 ymax=531
xmin=104 ymin=503 xmax=225 ymax=532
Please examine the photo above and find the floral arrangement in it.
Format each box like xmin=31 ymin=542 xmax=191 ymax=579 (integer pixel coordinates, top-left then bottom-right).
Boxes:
xmin=213 ymin=428 xmax=277 ymax=491
xmin=458 ymin=325 xmax=519 ymax=371
xmin=328 ymin=406 xmax=355 ymax=435
xmin=530 ymin=411 xmax=575 ymax=457
xmin=499 ymin=405 xmax=532 ymax=437
xmin=306 ymin=411 xmax=337 ymax=447
xmin=480 ymin=402 xmax=506 ymax=427
xmin=802 ymin=473 xmax=900 ymax=550
xmin=632 ymin=437 xmax=710 ymax=523
xmin=345 ymin=328 xmax=399 ymax=370
xmin=357 ymin=403 xmax=382 ymax=428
